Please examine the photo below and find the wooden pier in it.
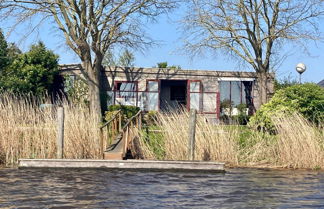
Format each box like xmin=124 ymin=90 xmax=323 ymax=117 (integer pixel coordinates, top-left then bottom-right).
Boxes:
xmin=18 ymin=159 xmax=225 ymax=172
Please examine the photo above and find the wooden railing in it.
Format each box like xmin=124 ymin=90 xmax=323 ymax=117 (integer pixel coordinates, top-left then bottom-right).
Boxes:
xmin=99 ymin=110 xmax=122 ymax=155
xmin=121 ymin=110 xmax=142 ymax=158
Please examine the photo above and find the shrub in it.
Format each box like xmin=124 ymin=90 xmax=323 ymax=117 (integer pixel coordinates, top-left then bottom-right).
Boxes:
xmin=107 ymin=105 xmax=140 ymax=119
xmin=249 ymin=83 xmax=324 ymax=132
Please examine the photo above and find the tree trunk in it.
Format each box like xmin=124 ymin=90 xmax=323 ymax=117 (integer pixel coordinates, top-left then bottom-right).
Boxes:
xmin=258 ymin=71 xmax=268 ymax=106
xmin=83 ymin=61 xmax=102 ymax=123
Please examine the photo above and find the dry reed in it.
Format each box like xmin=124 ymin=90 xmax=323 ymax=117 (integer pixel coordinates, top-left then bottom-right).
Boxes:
xmin=140 ymin=111 xmax=324 ymax=169
xmin=0 ymin=94 xmax=101 ymax=166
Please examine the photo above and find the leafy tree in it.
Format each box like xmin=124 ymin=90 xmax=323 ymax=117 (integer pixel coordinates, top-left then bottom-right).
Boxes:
xmin=156 ymin=62 xmax=181 ymax=69
xmin=157 ymin=62 xmax=168 ymax=68
xmin=6 ymin=43 xmax=21 ymax=62
xmin=0 ymin=29 xmax=8 ymax=71
xmin=249 ymin=83 xmax=324 ymax=133
xmin=0 ymin=42 xmax=60 ymax=95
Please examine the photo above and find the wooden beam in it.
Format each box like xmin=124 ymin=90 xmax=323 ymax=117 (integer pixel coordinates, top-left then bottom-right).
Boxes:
xmin=18 ymin=159 xmax=225 ymax=172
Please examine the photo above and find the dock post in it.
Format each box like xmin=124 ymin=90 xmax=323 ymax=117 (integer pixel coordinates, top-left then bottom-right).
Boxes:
xmin=57 ymin=107 xmax=64 ymax=159
xmin=188 ymin=109 xmax=197 ymax=161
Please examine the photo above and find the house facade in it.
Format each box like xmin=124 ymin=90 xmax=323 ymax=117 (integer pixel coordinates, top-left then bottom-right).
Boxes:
xmin=60 ymin=64 xmax=275 ymax=122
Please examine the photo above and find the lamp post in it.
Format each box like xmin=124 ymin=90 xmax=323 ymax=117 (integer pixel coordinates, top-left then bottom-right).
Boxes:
xmin=296 ymin=63 xmax=306 ymax=84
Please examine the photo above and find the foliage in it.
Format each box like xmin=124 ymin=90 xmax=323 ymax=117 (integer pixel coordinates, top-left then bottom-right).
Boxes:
xmin=274 ymin=75 xmax=299 ymax=91
xmin=156 ymin=61 xmax=181 ymax=69
xmin=107 ymin=105 xmax=140 ymax=119
xmin=142 ymin=125 xmax=165 ymax=160
xmin=249 ymin=83 xmax=324 ymax=132
xmin=157 ymin=62 xmax=168 ymax=68
xmin=233 ymin=104 xmax=249 ymax=125
xmin=220 ymin=99 xmax=233 ymax=110
xmin=0 ymin=29 xmax=8 ymax=71
xmin=64 ymin=75 xmax=89 ymax=105
xmin=0 ymin=42 xmax=61 ymax=95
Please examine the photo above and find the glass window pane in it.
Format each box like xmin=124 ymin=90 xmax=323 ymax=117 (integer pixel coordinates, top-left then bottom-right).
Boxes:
xmin=147 ymin=92 xmax=159 ymax=111
xmin=148 ymin=81 xmax=158 ymax=92
xmin=107 ymin=91 xmax=114 ymax=106
xmin=219 ymin=81 xmax=231 ymax=102
xmin=231 ymin=81 xmax=241 ymax=106
xmin=190 ymin=93 xmax=200 ymax=110
xmin=119 ymin=83 xmax=135 ymax=91
xmin=137 ymin=92 xmax=145 ymax=110
xmin=190 ymin=82 xmax=200 ymax=92
xmin=119 ymin=91 xmax=135 ymax=98
xmin=116 ymin=97 xmax=136 ymax=106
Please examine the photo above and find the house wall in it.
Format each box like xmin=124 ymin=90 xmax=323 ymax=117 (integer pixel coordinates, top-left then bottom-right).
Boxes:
xmin=59 ymin=64 xmax=275 ymax=119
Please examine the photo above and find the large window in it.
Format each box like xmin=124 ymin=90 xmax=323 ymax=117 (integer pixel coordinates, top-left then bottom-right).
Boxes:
xmin=115 ymin=81 xmax=137 ymax=98
xmin=219 ymin=81 xmax=253 ymax=106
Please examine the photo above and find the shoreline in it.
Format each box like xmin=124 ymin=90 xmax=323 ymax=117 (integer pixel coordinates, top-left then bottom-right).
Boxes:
xmin=1 ymin=161 xmax=323 ymax=172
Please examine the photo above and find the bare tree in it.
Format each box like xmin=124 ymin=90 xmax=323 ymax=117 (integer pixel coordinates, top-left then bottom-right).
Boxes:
xmin=0 ymin=0 xmax=176 ymax=120
xmin=182 ymin=0 xmax=324 ymax=105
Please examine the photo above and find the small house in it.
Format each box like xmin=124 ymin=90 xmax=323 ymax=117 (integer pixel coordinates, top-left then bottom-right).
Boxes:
xmin=60 ymin=64 xmax=274 ymax=122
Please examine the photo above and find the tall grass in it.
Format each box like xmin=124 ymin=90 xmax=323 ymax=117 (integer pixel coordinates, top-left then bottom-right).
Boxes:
xmin=140 ymin=111 xmax=324 ymax=169
xmin=0 ymin=93 xmax=101 ymax=166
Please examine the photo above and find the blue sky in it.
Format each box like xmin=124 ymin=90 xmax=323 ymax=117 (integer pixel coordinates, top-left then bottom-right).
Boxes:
xmin=3 ymin=7 xmax=324 ymax=83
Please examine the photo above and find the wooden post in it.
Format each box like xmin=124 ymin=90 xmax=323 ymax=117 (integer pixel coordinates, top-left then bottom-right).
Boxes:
xmin=188 ymin=109 xmax=197 ymax=161
xmin=57 ymin=107 xmax=64 ymax=159
xmin=119 ymin=112 xmax=122 ymax=132
xmin=99 ymin=128 xmax=104 ymax=158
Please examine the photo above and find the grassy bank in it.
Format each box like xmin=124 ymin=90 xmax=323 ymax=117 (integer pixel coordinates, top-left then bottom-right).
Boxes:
xmin=0 ymin=94 xmax=101 ymax=166
xmin=139 ymin=111 xmax=324 ymax=169
xmin=1 ymin=93 xmax=323 ymax=170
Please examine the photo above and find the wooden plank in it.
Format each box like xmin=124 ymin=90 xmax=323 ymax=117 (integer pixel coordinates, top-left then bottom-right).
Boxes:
xmin=18 ymin=159 xmax=225 ymax=172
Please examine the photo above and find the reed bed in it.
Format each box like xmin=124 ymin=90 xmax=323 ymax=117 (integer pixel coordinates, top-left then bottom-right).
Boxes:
xmin=140 ymin=111 xmax=324 ymax=169
xmin=0 ymin=94 xmax=101 ymax=166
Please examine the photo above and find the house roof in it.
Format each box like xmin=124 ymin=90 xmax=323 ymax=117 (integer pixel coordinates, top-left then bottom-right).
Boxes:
xmin=318 ymin=79 xmax=324 ymax=87
xmin=59 ymin=64 xmax=275 ymax=79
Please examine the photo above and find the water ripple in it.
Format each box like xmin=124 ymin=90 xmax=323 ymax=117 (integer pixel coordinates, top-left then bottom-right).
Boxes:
xmin=0 ymin=168 xmax=324 ymax=208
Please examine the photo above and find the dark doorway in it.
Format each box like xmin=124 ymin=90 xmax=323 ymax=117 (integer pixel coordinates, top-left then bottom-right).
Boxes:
xmin=160 ymin=80 xmax=187 ymax=112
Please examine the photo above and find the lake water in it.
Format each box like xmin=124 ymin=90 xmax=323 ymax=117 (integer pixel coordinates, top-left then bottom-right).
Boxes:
xmin=0 ymin=168 xmax=324 ymax=208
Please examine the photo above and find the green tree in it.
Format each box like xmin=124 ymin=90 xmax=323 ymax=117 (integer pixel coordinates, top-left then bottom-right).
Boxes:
xmin=0 ymin=29 xmax=8 ymax=71
xmin=156 ymin=62 xmax=181 ymax=69
xmin=157 ymin=62 xmax=168 ymax=68
xmin=0 ymin=42 xmax=60 ymax=95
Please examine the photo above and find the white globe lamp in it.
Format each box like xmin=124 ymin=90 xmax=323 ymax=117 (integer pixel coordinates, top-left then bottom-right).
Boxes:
xmin=296 ymin=63 xmax=306 ymax=84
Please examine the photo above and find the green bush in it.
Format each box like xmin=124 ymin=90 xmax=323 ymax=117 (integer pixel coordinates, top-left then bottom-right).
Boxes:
xmin=107 ymin=105 xmax=140 ymax=119
xmin=249 ymin=83 xmax=324 ymax=132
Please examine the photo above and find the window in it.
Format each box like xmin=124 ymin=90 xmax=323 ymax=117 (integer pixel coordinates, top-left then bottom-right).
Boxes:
xmin=115 ymin=82 xmax=137 ymax=98
xmin=219 ymin=81 xmax=253 ymax=106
